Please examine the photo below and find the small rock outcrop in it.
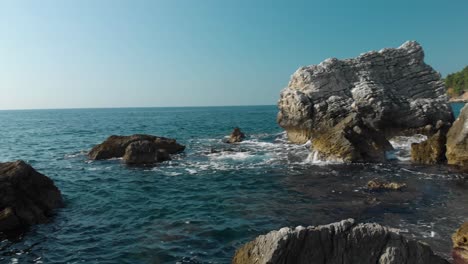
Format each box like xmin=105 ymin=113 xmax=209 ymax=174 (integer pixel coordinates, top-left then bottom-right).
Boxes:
xmin=277 ymin=41 xmax=454 ymax=162
xmin=0 ymin=160 xmax=63 ymax=232
xmin=88 ymin=134 xmax=185 ymax=165
xmin=226 ymin=128 xmax=245 ymax=144
xmin=367 ymin=180 xmax=407 ymax=191
xmin=452 ymin=222 xmax=468 ymax=264
xmin=446 ymin=104 xmax=468 ymax=170
xmin=232 ymin=219 xmax=448 ymax=264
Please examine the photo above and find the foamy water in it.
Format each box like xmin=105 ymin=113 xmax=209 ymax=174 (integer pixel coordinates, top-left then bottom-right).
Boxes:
xmin=0 ymin=105 xmax=466 ymax=263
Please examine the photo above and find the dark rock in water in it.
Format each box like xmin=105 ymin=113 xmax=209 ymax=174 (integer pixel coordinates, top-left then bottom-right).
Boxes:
xmin=226 ymin=128 xmax=245 ymax=144
xmin=411 ymin=129 xmax=448 ymax=164
xmin=123 ymin=140 xmax=171 ymax=165
xmin=277 ymin=41 xmax=454 ymax=162
xmin=311 ymin=113 xmax=393 ymax=162
xmin=0 ymin=160 xmax=63 ymax=232
xmin=88 ymin=134 xmax=185 ymax=164
xmin=447 ymin=104 xmax=468 ymax=170
xmin=452 ymin=222 xmax=468 ymax=264
xmin=367 ymin=179 xmax=407 ymax=191
xmin=232 ymin=219 xmax=448 ymax=264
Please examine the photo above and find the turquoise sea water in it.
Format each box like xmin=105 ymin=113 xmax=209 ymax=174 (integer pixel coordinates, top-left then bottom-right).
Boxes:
xmin=0 ymin=104 xmax=466 ymax=263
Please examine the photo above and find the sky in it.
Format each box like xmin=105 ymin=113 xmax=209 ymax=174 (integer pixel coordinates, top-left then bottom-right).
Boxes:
xmin=0 ymin=0 xmax=467 ymax=110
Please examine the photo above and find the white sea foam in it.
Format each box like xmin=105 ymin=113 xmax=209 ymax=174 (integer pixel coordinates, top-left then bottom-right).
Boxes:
xmin=388 ymin=134 xmax=427 ymax=161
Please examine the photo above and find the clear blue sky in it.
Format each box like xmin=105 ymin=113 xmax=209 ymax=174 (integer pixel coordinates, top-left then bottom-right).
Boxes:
xmin=0 ymin=0 xmax=467 ymax=110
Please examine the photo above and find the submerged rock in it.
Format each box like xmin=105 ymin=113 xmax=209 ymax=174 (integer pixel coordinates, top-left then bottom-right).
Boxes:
xmin=226 ymin=128 xmax=245 ymax=144
xmin=232 ymin=219 xmax=448 ymax=264
xmin=446 ymin=104 xmax=468 ymax=170
xmin=452 ymin=222 xmax=468 ymax=264
xmin=88 ymin=134 xmax=185 ymax=165
xmin=0 ymin=160 xmax=63 ymax=232
xmin=277 ymin=41 xmax=453 ymax=162
xmin=367 ymin=179 xmax=407 ymax=191
xmin=411 ymin=129 xmax=448 ymax=164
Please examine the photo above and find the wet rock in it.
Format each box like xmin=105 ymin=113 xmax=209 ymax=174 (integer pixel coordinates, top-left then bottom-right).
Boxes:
xmin=411 ymin=129 xmax=448 ymax=164
xmin=232 ymin=219 xmax=448 ymax=264
xmin=0 ymin=161 xmax=63 ymax=232
xmin=452 ymin=222 xmax=468 ymax=264
xmin=88 ymin=134 xmax=185 ymax=163
xmin=226 ymin=128 xmax=245 ymax=144
xmin=123 ymin=140 xmax=171 ymax=165
xmin=446 ymin=104 xmax=468 ymax=170
xmin=277 ymin=41 xmax=454 ymax=162
xmin=367 ymin=180 xmax=407 ymax=191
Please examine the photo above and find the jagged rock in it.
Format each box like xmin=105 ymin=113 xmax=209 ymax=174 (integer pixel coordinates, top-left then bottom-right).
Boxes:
xmin=411 ymin=129 xmax=448 ymax=164
xmin=446 ymin=104 xmax=468 ymax=170
xmin=232 ymin=219 xmax=448 ymax=264
xmin=452 ymin=222 xmax=468 ymax=264
xmin=367 ymin=180 xmax=407 ymax=191
xmin=226 ymin=128 xmax=245 ymax=144
xmin=0 ymin=161 xmax=63 ymax=232
xmin=88 ymin=134 xmax=185 ymax=164
xmin=277 ymin=41 xmax=454 ymax=162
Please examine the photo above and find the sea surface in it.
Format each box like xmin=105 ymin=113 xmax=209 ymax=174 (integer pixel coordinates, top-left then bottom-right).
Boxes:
xmin=0 ymin=103 xmax=466 ymax=264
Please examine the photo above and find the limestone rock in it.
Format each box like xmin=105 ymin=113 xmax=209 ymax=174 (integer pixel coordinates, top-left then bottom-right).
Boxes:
xmin=226 ymin=128 xmax=246 ymax=144
xmin=88 ymin=134 xmax=185 ymax=163
xmin=411 ymin=129 xmax=448 ymax=164
xmin=367 ymin=180 xmax=407 ymax=191
xmin=0 ymin=161 xmax=63 ymax=232
xmin=446 ymin=104 xmax=468 ymax=169
xmin=277 ymin=41 xmax=454 ymax=162
xmin=452 ymin=222 xmax=468 ymax=264
xmin=232 ymin=219 xmax=448 ymax=264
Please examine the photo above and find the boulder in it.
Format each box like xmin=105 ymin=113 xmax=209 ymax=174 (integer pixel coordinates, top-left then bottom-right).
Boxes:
xmin=123 ymin=140 xmax=171 ymax=165
xmin=232 ymin=219 xmax=448 ymax=264
xmin=277 ymin=41 xmax=454 ymax=162
xmin=452 ymin=222 xmax=468 ymax=264
xmin=411 ymin=129 xmax=448 ymax=164
xmin=446 ymin=104 xmax=468 ymax=169
xmin=226 ymin=128 xmax=245 ymax=144
xmin=367 ymin=180 xmax=407 ymax=191
xmin=88 ymin=134 xmax=185 ymax=164
xmin=0 ymin=160 xmax=63 ymax=232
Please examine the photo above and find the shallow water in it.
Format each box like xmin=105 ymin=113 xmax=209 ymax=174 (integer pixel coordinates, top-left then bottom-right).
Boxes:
xmin=0 ymin=105 xmax=466 ymax=263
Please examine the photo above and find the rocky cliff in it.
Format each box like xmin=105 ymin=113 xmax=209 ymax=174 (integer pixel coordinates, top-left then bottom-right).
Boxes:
xmin=277 ymin=41 xmax=454 ymax=162
xmin=232 ymin=219 xmax=448 ymax=264
xmin=446 ymin=104 xmax=468 ymax=170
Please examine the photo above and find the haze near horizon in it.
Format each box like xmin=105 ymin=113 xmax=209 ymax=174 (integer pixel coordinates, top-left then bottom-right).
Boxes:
xmin=0 ymin=0 xmax=467 ymax=110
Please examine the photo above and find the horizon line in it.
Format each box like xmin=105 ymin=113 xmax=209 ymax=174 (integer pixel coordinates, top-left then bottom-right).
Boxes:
xmin=0 ymin=103 xmax=277 ymax=112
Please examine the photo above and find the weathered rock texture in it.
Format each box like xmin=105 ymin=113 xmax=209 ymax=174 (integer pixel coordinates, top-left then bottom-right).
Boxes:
xmin=446 ymin=104 xmax=468 ymax=170
xmin=232 ymin=219 xmax=448 ymax=264
xmin=452 ymin=222 xmax=468 ymax=264
xmin=0 ymin=161 xmax=63 ymax=232
xmin=277 ymin=41 xmax=454 ymax=162
xmin=88 ymin=134 xmax=185 ymax=165
xmin=367 ymin=180 xmax=406 ymax=191
xmin=227 ymin=128 xmax=246 ymax=144
xmin=411 ymin=129 xmax=448 ymax=164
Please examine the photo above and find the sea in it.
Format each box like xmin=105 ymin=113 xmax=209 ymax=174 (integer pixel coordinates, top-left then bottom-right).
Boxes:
xmin=0 ymin=103 xmax=466 ymax=263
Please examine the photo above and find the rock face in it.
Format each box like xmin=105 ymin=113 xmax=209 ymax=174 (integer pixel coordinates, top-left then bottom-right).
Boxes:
xmin=0 ymin=161 xmax=63 ymax=232
xmin=411 ymin=129 xmax=448 ymax=164
xmin=88 ymin=134 xmax=185 ymax=165
xmin=446 ymin=104 xmax=468 ymax=169
xmin=232 ymin=219 xmax=448 ymax=264
xmin=227 ymin=128 xmax=246 ymax=144
xmin=277 ymin=41 xmax=454 ymax=162
xmin=367 ymin=180 xmax=407 ymax=191
xmin=452 ymin=222 xmax=468 ymax=264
